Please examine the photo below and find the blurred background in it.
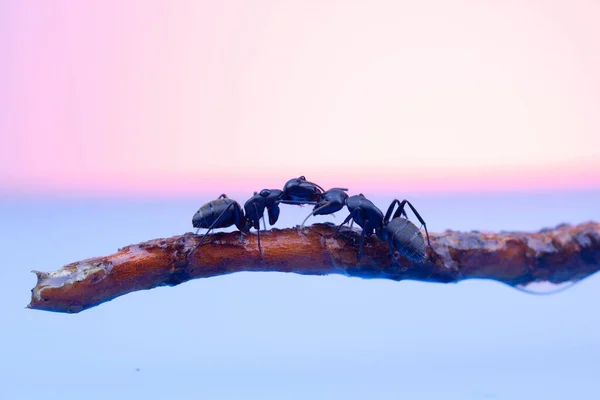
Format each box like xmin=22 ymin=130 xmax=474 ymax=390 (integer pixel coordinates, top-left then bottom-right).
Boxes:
xmin=1 ymin=1 xmax=599 ymax=399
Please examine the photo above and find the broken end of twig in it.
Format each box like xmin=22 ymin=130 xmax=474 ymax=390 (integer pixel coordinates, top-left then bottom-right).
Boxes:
xmin=31 ymin=269 xmax=49 ymax=281
xmin=28 ymin=262 xmax=112 ymax=313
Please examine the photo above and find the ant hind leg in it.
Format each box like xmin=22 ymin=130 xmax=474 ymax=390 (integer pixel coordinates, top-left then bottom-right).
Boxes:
xmin=188 ymin=202 xmax=235 ymax=261
xmin=400 ymin=200 xmax=431 ymax=247
xmin=385 ymin=199 xmax=408 ymax=224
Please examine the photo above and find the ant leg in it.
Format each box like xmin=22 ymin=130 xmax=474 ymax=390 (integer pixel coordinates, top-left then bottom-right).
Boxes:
xmin=384 ymin=199 xmax=408 ymax=224
xmin=302 ymin=178 xmax=325 ymax=194
xmin=335 ymin=209 xmax=366 ymax=260
xmin=254 ymin=203 xmax=263 ymax=256
xmin=301 ymin=202 xmax=332 ymax=227
xmin=335 ymin=213 xmax=355 ymax=234
xmin=357 ymin=219 xmax=368 ymax=260
xmin=188 ymin=202 xmax=236 ymax=260
xmin=391 ymin=201 xmax=407 ymax=220
xmin=337 ymin=208 xmax=363 ymax=233
xmin=384 ymin=200 xmax=400 ymax=223
xmin=256 ymin=225 xmax=262 ymax=257
xmin=395 ymin=200 xmax=431 ymax=247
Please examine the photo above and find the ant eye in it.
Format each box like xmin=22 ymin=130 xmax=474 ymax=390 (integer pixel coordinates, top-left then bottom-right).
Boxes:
xmin=298 ymin=176 xmax=306 ymax=181
xmin=260 ymin=189 xmax=271 ymax=197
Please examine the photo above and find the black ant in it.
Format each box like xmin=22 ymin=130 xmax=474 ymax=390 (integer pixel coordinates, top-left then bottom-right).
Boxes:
xmin=301 ymin=188 xmax=349 ymax=226
xmin=335 ymin=194 xmax=385 ymax=260
xmin=189 ymin=189 xmax=285 ymax=260
xmin=188 ymin=194 xmax=246 ymax=260
xmin=211 ymin=175 xmax=323 ymax=255
xmin=242 ymin=189 xmax=283 ymax=253
xmin=240 ymin=175 xmax=324 ymax=252
xmin=302 ymin=191 xmax=431 ymax=264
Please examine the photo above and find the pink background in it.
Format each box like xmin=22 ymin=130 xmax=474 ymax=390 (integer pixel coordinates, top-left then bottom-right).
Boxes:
xmin=2 ymin=4 xmax=600 ymax=398
xmin=2 ymin=1 xmax=599 ymax=196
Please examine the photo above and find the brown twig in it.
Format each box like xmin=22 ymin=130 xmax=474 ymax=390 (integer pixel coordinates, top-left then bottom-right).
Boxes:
xmin=28 ymin=222 xmax=600 ymax=313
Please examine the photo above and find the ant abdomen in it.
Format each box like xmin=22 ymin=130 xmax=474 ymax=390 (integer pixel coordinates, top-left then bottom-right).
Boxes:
xmin=382 ymin=218 xmax=426 ymax=262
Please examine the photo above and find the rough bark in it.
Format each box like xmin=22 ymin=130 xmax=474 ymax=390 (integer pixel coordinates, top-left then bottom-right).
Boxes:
xmin=28 ymin=222 xmax=600 ymax=313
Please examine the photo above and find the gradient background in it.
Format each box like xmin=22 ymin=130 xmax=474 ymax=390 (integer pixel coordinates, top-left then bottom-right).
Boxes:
xmin=1 ymin=1 xmax=599 ymax=399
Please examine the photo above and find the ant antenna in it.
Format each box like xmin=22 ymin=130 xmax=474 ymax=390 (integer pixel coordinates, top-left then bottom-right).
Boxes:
xmin=300 ymin=203 xmax=331 ymax=227
xmin=299 ymin=176 xmax=325 ymax=193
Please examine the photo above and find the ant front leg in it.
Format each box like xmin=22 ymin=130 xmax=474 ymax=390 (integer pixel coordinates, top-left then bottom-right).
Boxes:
xmin=335 ymin=209 xmax=366 ymax=261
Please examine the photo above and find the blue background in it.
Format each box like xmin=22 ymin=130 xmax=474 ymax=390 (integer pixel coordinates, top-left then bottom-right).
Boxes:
xmin=1 ymin=190 xmax=599 ymax=399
